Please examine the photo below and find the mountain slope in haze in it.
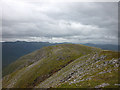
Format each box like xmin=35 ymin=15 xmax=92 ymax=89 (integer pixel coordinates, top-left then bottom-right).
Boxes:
xmin=84 ymin=43 xmax=119 ymax=51
xmin=2 ymin=41 xmax=58 ymax=68
xmin=2 ymin=44 xmax=119 ymax=88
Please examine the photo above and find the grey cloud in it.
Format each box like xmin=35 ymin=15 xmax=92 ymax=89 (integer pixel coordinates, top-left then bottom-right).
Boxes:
xmin=2 ymin=0 xmax=118 ymax=44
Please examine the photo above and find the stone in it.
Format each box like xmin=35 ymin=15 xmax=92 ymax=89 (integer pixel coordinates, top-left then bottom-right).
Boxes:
xmin=95 ymin=83 xmax=109 ymax=88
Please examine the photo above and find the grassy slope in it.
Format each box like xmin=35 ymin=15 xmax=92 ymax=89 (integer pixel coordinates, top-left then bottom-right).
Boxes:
xmin=36 ymin=50 xmax=119 ymax=88
xmin=3 ymin=44 xmax=100 ymax=88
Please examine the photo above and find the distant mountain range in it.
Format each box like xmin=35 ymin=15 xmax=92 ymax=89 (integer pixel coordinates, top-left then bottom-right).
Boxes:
xmin=2 ymin=41 xmax=119 ymax=68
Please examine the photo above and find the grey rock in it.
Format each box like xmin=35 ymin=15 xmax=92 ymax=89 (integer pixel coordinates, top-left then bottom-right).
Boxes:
xmin=95 ymin=83 xmax=109 ymax=88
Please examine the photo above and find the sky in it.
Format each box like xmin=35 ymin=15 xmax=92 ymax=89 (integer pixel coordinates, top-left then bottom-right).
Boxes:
xmin=2 ymin=0 xmax=118 ymax=44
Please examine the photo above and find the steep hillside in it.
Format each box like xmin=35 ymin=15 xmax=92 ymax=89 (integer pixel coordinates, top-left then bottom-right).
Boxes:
xmin=2 ymin=44 xmax=119 ymax=88
xmin=36 ymin=50 xmax=119 ymax=88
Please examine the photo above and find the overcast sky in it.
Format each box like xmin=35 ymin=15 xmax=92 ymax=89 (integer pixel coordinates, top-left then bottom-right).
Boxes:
xmin=2 ymin=0 xmax=118 ymax=44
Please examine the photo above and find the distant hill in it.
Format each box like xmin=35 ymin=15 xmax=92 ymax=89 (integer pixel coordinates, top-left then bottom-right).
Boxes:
xmin=2 ymin=44 xmax=119 ymax=88
xmin=2 ymin=41 xmax=58 ymax=68
xmin=83 ymin=43 xmax=119 ymax=51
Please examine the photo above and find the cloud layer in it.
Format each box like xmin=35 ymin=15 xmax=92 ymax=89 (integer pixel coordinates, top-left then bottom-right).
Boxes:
xmin=2 ymin=0 xmax=118 ymax=44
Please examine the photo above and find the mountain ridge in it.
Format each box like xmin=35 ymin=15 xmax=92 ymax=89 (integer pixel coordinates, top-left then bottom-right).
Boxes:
xmin=2 ymin=44 xmax=119 ymax=88
xmin=2 ymin=41 xmax=118 ymax=68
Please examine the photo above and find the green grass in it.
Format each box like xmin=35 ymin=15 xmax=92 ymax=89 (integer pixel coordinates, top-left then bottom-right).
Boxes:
xmin=2 ymin=44 xmax=119 ymax=88
xmin=57 ymin=50 xmax=119 ymax=88
xmin=3 ymin=44 xmax=100 ymax=88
